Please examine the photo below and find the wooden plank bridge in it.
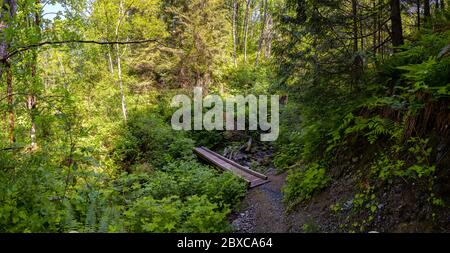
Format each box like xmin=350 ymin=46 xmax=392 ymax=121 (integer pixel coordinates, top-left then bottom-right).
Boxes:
xmin=194 ymin=147 xmax=269 ymax=188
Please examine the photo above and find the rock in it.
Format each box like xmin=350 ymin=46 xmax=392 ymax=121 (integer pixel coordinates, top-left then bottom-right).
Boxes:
xmin=437 ymin=44 xmax=450 ymax=59
xmin=343 ymin=199 xmax=354 ymax=210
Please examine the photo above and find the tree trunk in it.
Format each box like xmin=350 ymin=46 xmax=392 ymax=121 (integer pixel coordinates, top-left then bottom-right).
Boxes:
xmin=352 ymin=0 xmax=358 ymax=52
xmin=28 ymin=0 xmax=40 ymax=150
xmin=243 ymin=0 xmax=251 ymax=63
xmin=390 ymin=0 xmax=404 ymax=48
xmin=6 ymin=62 xmax=14 ymax=144
xmin=236 ymin=1 xmax=241 ymax=48
xmin=360 ymin=12 xmax=365 ymax=51
xmin=232 ymin=0 xmax=237 ymax=67
xmin=373 ymin=2 xmax=378 ymax=56
xmin=417 ymin=0 xmax=421 ymax=29
xmin=28 ymin=59 xmax=38 ymax=150
xmin=116 ymin=46 xmax=127 ymax=121
xmin=107 ymin=46 xmax=115 ymax=74
xmin=378 ymin=0 xmax=382 ymax=56
xmin=115 ymin=0 xmax=128 ymax=121
xmin=1 ymin=0 xmax=17 ymax=144
xmin=0 ymin=0 xmax=16 ymax=76
xmin=264 ymin=12 xmax=272 ymax=58
xmin=424 ymin=0 xmax=431 ymax=23
xmin=255 ymin=0 xmax=268 ymax=66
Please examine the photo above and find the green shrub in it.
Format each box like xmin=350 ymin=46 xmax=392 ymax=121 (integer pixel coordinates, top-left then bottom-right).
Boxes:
xmin=112 ymin=112 xmax=195 ymax=168
xmin=370 ymin=137 xmax=436 ymax=182
xmin=180 ymin=195 xmax=231 ymax=233
xmin=160 ymin=160 xmax=247 ymax=207
xmin=124 ymin=196 xmax=183 ymax=232
xmin=0 ymin=158 xmax=65 ymax=232
xmin=124 ymin=195 xmax=231 ymax=233
xmin=283 ymin=163 xmax=330 ymax=205
xmin=59 ymin=159 xmax=246 ymax=233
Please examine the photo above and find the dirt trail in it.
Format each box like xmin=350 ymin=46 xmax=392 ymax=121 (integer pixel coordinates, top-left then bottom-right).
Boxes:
xmin=231 ymin=169 xmax=289 ymax=233
xmin=219 ymin=141 xmax=300 ymax=232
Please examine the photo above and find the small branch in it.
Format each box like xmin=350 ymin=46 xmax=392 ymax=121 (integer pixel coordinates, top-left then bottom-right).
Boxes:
xmin=6 ymin=38 xmax=163 ymax=59
xmin=0 ymin=146 xmax=25 ymax=152
xmin=372 ymin=36 xmax=392 ymax=51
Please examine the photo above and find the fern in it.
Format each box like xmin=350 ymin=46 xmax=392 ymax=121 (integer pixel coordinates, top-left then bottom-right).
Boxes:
xmin=85 ymin=199 xmax=97 ymax=232
xmin=63 ymin=201 xmax=79 ymax=232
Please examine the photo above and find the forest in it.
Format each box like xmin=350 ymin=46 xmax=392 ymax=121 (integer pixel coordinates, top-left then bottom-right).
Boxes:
xmin=0 ymin=0 xmax=449 ymax=233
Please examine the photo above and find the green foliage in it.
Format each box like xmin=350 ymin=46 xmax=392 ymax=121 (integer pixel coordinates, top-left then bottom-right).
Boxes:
xmin=125 ymin=195 xmax=230 ymax=233
xmin=302 ymin=220 xmax=320 ymax=233
xmin=283 ymin=163 xmax=330 ymax=205
xmin=379 ymin=30 xmax=450 ymax=101
xmin=346 ymin=187 xmax=379 ymax=231
xmin=2 ymin=0 xmax=450 ymax=234
xmin=224 ymin=64 xmax=275 ymax=94
xmin=0 ymin=160 xmax=64 ymax=233
xmin=326 ymin=114 xmax=401 ymax=153
xmin=352 ymin=188 xmax=378 ymax=214
xmin=0 ymin=157 xmax=246 ymax=233
xmin=141 ymin=160 xmax=247 ymax=207
xmin=371 ymin=154 xmax=406 ymax=182
xmin=112 ymin=112 xmax=195 ymax=169
xmin=165 ymin=0 xmax=230 ymax=88
xmin=275 ymin=15 xmax=450 ymax=216
xmin=370 ymin=138 xmax=436 ymax=183
xmin=428 ymin=194 xmax=445 ymax=208
xmin=114 ymin=161 xmax=245 ymax=232
xmin=273 ymin=143 xmax=302 ymax=171
xmin=188 ymin=130 xmax=225 ymax=148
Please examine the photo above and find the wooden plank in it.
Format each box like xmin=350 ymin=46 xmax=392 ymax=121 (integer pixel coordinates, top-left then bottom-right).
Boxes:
xmin=200 ymin=147 xmax=268 ymax=180
xmin=194 ymin=147 xmax=269 ymax=188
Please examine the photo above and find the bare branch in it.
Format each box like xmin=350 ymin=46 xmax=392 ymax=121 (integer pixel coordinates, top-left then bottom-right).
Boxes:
xmin=6 ymin=38 xmax=164 ymax=59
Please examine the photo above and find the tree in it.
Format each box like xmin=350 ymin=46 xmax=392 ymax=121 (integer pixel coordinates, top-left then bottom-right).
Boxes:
xmin=0 ymin=0 xmax=17 ymax=144
xmin=115 ymin=0 xmax=127 ymax=121
xmin=390 ymin=0 xmax=404 ymax=47
xmin=424 ymin=0 xmax=431 ymax=23
xmin=243 ymin=0 xmax=251 ymax=63
xmin=167 ymin=0 xmax=230 ymax=91
xmin=90 ymin=0 xmax=165 ymax=120
xmin=352 ymin=0 xmax=358 ymax=52
xmin=27 ymin=0 xmax=41 ymax=150
xmin=417 ymin=0 xmax=421 ymax=29
xmin=255 ymin=0 xmax=268 ymax=66
xmin=264 ymin=10 xmax=272 ymax=58
xmin=232 ymin=0 xmax=238 ymax=67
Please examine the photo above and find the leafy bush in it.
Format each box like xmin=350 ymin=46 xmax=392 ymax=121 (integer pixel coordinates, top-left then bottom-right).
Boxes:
xmin=223 ymin=64 xmax=275 ymax=94
xmin=370 ymin=138 xmax=436 ymax=182
xmin=0 ymin=149 xmax=246 ymax=233
xmin=124 ymin=195 xmax=231 ymax=233
xmin=283 ymin=163 xmax=330 ymax=205
xmin=156 ymin=160 xmax=247 ymax=207
xmin=0 ymin=154 xmax=67 ymax=233
xmin=112 ymin=112 xmax=195 ymax=168
xmin=179 ymin=195 xmax=231 ymax=232
xmin=329 ymin=114 xmax=399 ymax=146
